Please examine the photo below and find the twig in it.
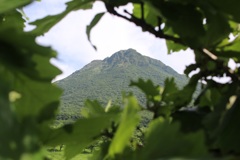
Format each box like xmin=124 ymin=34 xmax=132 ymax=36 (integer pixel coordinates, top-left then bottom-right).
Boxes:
xmin=203 ymin=48 xmax=218 ymax=60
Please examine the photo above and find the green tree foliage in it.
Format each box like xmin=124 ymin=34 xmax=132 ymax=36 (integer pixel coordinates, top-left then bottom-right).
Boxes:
xmin=1 ymin=0 xmax=240 ymax=160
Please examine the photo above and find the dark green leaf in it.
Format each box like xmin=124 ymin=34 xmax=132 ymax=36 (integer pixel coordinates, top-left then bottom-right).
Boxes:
xmin=203 ymin=10 xmax=231 ymax=47
xmin=86 ymin=12 xmax=105 ymax=50
xmin=151 ymin=1 xmax=205 ymax=47
xmin=170 ymin=74 xmax=200 ymax=109
xmin=184 ymin=64 xmax=199 ymax=76
xmin=66 ymin=0 xmax=94 ymax=11
xmin=197 ymin=88 xmax=221 ymax=108
xmin=136 ymin=119 xmax=208 ymax=159
xmin=30 ymin=12 xmax=67 ymax=35
xmin=107 ymin=0 xmax=140 ymax=7
xmin=31 ymin=0 xmax=94 ymax=35
xmin=0 ymin=0 xmax=30 ymax=14
xmin=0 ymin=6 xmax=61 ymax=159
xmin=1 ymin=10 xmax=25 ymax=30
xmin=202 ymin=83 xmax=239 ymax=151
xmin=154 ymin=78 xmax=180 ymax=117
xmin=162 ymin=78 xmax=179 ymax=101
xmin=37 ymin=101 xmax=59 ymax=123
xmin=172 ymin=110 xmax=206 ymax=133
xmin=209 ymin=0 xmax=240 ymax=22
xmin=215 ymin=95 xmax=240 ymax=153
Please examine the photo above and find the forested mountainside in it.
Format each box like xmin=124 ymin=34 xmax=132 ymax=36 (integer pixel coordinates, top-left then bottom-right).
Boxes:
xmin=55 ymin=49 xmax=188 ymax=116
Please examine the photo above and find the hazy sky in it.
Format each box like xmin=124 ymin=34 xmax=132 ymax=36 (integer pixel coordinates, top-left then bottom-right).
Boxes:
xmin=24 ymin=0 xmax=195 ymax=80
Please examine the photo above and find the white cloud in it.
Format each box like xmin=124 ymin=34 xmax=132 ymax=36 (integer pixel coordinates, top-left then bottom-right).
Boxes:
xmin=24 ymin=1 xmax=195 ymax=81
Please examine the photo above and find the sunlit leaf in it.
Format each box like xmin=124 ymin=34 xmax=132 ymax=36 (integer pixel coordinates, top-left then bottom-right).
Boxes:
xmin=81 ymin=100 xmax=106 ymax=118
xmin=133 ymin=3 xmax=158 ymax=27
xmin=166 ymin=40 xmax=187 ymax=54
xmin=107 ymin=95 xmax=140 ymax=158
xmin=43 ymin=116 xmax=114 ymax=159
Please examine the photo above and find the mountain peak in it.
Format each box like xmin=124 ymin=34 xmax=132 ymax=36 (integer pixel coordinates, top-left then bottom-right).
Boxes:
xmin=105 ymin=48 xmax=140 ymax=59
xmin=103 ymin=48 xmax=148 ymax=67
xmin=56 ymin=49 xmax=188 ymax=114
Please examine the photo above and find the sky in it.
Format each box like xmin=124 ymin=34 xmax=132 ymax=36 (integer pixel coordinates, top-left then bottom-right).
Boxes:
xmin=23 ymin=0 xmax=195 ymax=81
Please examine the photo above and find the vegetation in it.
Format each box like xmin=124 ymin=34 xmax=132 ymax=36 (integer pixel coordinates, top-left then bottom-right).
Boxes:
xmin=1 ymin=0 xmax=240 ymax=160
xmin=56 ymin=48 xmax=188 ymax=117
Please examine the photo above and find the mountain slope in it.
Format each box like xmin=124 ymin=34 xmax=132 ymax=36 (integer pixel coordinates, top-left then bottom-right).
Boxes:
xmin=56 ymin=49 xmax=188 ymax=115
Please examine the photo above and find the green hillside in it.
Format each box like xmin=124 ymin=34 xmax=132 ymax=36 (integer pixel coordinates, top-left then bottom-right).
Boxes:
xmin=55 ymin=49 xmax=188 ymax=117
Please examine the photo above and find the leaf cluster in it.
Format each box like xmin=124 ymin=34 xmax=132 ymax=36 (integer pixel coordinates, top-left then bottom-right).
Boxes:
xmin=1 ymin=0 xmax=240 ymax=160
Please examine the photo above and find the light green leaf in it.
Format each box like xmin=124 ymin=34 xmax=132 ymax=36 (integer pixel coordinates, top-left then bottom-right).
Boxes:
xmin=222 ymin=36 xmax=240 ymax=52
xmin=164 ymin=74 xmax=200 ymax=109
xmin=81 ymin=100 xmax=106 ymax=118
xmin=163 ymin=25 xmax=187 ymax=53
xmin=81 ymin=99 xmax=121 ymax=122
xmin=216 ymin=36 xmax=240 ymax=60
xmin=44 ymin=116 xmax=114 ymax=159
xmin=166 ymin=40 xmax=187 ymax=54
xmin=133 ymin=3 xmax=158 ymax=27
xmin=108 ymin=95 xmax=140 ymax=158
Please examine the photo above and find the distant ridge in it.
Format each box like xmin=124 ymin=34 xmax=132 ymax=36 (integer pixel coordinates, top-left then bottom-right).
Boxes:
xmin=56 ymin=49 xmax=188 ymax=115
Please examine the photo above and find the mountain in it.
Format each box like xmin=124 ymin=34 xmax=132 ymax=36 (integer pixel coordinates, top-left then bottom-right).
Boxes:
xmin=55 ymin=49 xmax=188 ymax=116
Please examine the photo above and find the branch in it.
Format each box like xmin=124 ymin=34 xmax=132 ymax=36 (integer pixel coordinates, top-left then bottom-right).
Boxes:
xmin=105 ymin=3 xmax=240 ymax=82
xmin=140 ymin=2 xmax=144 ymax=21
xmin=105 ymin=3 xmax=184 ymax=45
